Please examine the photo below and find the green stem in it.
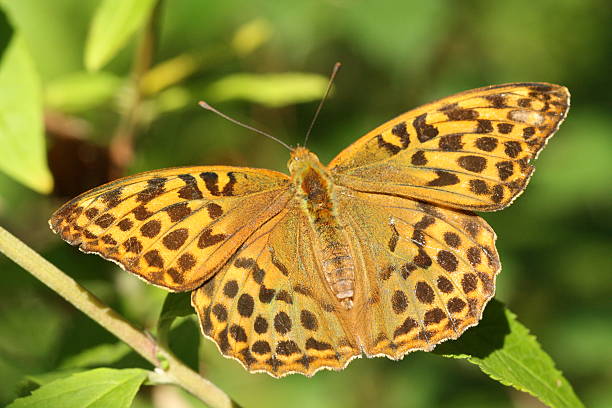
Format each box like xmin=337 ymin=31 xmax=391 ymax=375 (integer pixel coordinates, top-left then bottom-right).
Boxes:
xmin=109 ymin=0 xmax=162 ymax=177
xmin=0 ymin=226 xmax=240 ymax=408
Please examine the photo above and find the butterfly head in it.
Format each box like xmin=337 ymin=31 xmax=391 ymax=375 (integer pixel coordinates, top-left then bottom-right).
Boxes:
xmin=287 ymin=147 xmax=325 ymax=177
xmin=288 ymin=146 xmax=334 ymax=209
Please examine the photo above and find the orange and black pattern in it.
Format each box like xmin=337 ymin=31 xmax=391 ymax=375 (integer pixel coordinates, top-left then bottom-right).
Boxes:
xmin=50 ymin=83 xmax=569 ymax=377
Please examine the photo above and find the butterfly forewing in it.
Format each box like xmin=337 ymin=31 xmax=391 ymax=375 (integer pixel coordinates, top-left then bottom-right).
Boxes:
xmin=330 ymin=83 xmax=569 ymax=211
xmin=192 ymin=206 xmax=360 ymax=377
xmin=50 ymin=166 xmax=291 ymax=291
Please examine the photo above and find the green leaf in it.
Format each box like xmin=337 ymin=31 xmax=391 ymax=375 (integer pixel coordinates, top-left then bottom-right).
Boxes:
xmin=156 ymin=292 xmax=194 ymax=348
xmin=0 ymin=290 xmax=65 ymax=403
xmin=205 ymin=72 xmax=329 ymax=107
xmin=231 ymin=18 xmax=272 ymax=56
xmin=8 ymin=368 xmax=148 ymax=408
xmin=85 ymin=0 xmax=157 ymax=71
xmin=152 ymin=86 xmax=191 ymax=114
xmin=434 ymin=300 xmax=584 ymax=408
xmin=0 ymin=36 xmax=52 ymax=193
xmin=21 ymin=369 xmax=84 ymax=389
xmin=45 ymin=71 xmax=122 ymax=113
xmin=0 ymin=6 xmax=14 ymax=61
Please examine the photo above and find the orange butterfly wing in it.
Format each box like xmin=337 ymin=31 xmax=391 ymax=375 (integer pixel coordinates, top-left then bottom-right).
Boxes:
xmin=336 ymin=189 xmax=499 ymax=357
xmin=192 ymin=205 xmax=361 ymax=377
xmin=50 ymin=166 xmax=291 ymax=291
xmin=329 ymin=83 xmax=570 ymax=211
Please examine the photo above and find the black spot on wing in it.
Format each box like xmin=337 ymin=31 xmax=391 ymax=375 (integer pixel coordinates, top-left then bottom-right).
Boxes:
xmin=427 ymin=171 xmax=460 ymax=186
xmin=413 ymin=113 xmax=439 ymax=142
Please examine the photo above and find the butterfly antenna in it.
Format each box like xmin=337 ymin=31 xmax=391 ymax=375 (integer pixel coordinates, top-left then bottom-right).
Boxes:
xmin=198 ymin=101 xmax=293 ymax=151
xmin=303 ymin=62 xmax=342 ymax=147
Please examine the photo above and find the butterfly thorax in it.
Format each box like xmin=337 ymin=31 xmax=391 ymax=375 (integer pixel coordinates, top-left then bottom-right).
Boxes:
xmin=288 ymin=147 xmax=355 ymax=309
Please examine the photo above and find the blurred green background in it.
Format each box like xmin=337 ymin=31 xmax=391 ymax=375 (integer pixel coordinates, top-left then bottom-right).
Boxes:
xmin=0 ymin=0 xmax=610 ymax=407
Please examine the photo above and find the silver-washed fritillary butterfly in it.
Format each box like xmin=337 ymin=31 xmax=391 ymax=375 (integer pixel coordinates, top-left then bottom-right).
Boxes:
xmin=50 ymin=82 xmax=569 ymax=377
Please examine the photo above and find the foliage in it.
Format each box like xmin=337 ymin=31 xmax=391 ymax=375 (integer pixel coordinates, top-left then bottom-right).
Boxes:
xmin=434 ymin=300 xmax=583 ymax=408
xmin=8 ymin=368 xmax=148 ymax=408
xmin=0 ymin=0 xmax=610 ymax=407
xmin=0 ymin=35 xmax=51 ymax=193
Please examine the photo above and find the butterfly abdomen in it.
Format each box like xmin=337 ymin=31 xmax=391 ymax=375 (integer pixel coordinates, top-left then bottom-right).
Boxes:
xmin=289 ymin=147 xmax=356 ymax=309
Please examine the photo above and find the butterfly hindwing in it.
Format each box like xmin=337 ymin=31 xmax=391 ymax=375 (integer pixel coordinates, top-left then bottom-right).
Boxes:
xmin=50 ymin=166 xmax=291 ymax=291
xmin=192 ymin=206 xmax=360 ymax=377
xmin=338 ymin=188 xmax=499 ymax=356
xmin=330 ymin=83 xmax=569 ymax=211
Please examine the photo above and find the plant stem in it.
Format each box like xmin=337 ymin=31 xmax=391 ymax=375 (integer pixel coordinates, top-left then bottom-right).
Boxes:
xmin=109 ymin=0 xmax=162 ymax=178
xmin=0 ymin=226 xmax=240 ymax=408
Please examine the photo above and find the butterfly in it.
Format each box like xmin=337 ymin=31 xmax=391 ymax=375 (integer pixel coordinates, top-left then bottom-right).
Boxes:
xmin=50 ymin=82 xmax=569 ymax=377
